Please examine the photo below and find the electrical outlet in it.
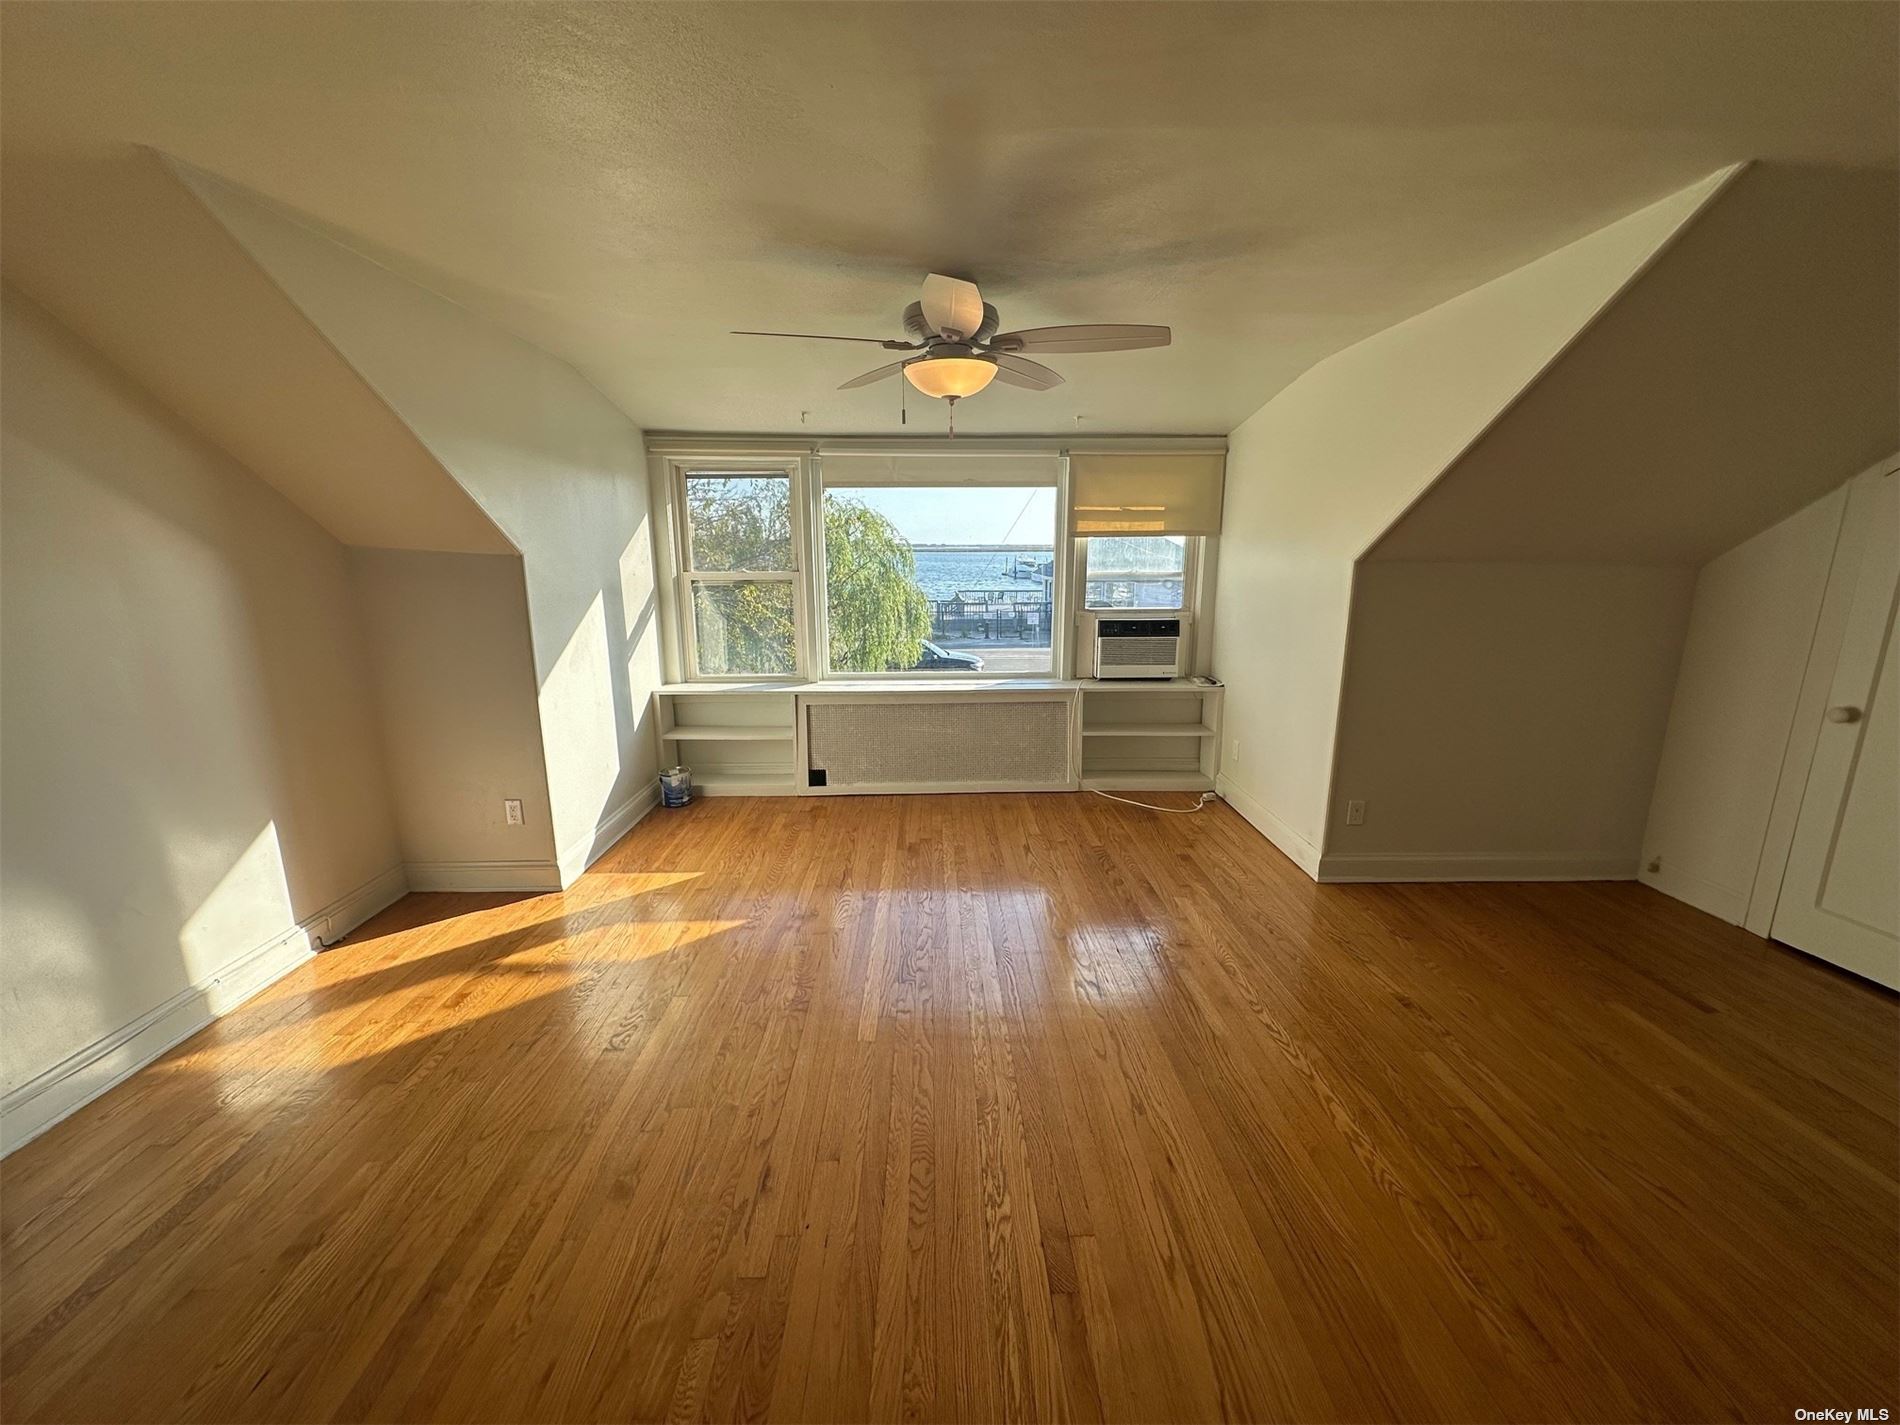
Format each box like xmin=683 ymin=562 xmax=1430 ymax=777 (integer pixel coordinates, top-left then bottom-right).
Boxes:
xmin=1228 ymin=738 xmax=1241 ymax=766
xmin=1345 ymin=799 xmax=1366 ymax=826
xmin=504 ymin=799 xmax=524 ymax=826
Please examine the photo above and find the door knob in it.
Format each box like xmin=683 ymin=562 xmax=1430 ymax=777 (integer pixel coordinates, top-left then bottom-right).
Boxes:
xmin=1826 ymin=705 xmax=1863 ymax=724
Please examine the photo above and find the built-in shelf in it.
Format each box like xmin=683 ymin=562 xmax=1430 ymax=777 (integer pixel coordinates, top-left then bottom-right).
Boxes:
xmin=654 ymin=685 xmax=801 ymax=794
xmin=1081 ymin=771 xmax=1216 ymax=792
xmin=1076 ymin=681 xmax=1223 ymax=791
xmin=653 ymin=678 xmax=1226 ymax=798
xmin=656 ymin=681 xmax=803 ymax=697
xmin=694 ymin=769 xmax=798 ymax=795
xmin=1081 ymin=722 xmax=1217 ymax=738
xmin=660 ymin=726 xmax=793 ymax=742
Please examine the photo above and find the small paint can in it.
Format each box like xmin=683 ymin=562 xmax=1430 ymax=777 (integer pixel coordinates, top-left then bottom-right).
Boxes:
xmin=659 ymin=765 xmax=693 ymax=808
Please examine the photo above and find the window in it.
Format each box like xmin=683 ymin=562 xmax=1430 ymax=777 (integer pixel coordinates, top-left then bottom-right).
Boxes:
xmin=822 ymin=484 xmax=1058 ymax=675
xmin=679 ymin=469 xmax=799 ymax=677
xmin=1083 ymin=535 xmax=1189 ymax=610
xmin=656 ymin=446 xmax=1218 ymax=683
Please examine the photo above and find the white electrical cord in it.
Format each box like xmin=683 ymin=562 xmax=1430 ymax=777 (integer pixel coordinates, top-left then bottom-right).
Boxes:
xmin=1089 ymin=789 xmax=1217 ymax=815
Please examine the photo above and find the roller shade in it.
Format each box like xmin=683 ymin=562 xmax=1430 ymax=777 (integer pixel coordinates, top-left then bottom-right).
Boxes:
xmin=1068 ymin=452 xmax=1225 ymax=534
xmin=818 ymin=452 xmax=1059 ymax=487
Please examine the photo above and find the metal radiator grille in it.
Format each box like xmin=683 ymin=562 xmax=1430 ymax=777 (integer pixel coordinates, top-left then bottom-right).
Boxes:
xmin=806 ymin=698 xmax=1070 ymax=790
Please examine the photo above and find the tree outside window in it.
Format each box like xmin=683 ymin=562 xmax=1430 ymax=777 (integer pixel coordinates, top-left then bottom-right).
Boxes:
xmin=683 ymin=472 xmax=931 ymax=675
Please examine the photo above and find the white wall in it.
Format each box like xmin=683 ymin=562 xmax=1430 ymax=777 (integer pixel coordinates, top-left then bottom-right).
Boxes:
xmin=1639 ymin=484 xmax=1851 ymax=923
xmin=184 ymin=170 xmax=665 ymax=881
xmin=0 ymin=290 xmax=403 ymax=1140
xmin=350 ymin=550 xmax=559 ymax=882
xmin=1211 ymin=172 xmax=1727 ymax=874
xmin=1323 ymin=563 xmax=1693 ymax=880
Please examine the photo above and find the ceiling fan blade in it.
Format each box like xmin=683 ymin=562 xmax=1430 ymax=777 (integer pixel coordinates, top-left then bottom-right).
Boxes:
xmin=838 ymin=359 xmax=911 ymax=390
xmin=987 ymin=324 xmax=1171 ymax=354
xmin=732 ymin=330 xmax=914 ymax=348
xmin=990 ymin=353 xmax=1064 ymax=391
xmin=921 ymin=273 xmax=984 ymax=340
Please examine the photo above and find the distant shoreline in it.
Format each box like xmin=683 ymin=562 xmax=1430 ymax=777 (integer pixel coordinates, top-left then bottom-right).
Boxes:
xmin=907 ymin=543 xmax=1053 ymax=553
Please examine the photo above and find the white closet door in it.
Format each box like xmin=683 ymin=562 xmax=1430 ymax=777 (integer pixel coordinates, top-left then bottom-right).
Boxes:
xmin=1771 ymin=466 xmax=1898 ymax=988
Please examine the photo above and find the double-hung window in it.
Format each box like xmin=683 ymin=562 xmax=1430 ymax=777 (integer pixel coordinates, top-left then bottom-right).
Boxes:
xmin=677 ymin=467 xmax=802 ymax=678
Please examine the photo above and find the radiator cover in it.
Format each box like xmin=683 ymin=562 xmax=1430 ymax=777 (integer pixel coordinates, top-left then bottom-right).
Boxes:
xmin=803 ymin=694 xmax=1073 ymax=793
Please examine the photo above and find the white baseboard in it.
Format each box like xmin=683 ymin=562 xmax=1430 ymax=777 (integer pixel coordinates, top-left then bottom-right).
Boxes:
xmin=1316 ymin=851 xmax=1639 ymax=883
xmin=1 ymin=863 xmax=409 ymax=1156
xmin=404 ymin=786 xmax=662 ymax=895
xmin=305 ymin=864 xmax=408 ymax=947
xmin=557 ymin=783 xmax=660 ymax=886
xmin=402 ymin=859 xmax=564 ymax=893
xmin=1215 ymin=774 xmax=1321 ymax=880
xmin=1637 ymin=863 xmax=1747 ymax=924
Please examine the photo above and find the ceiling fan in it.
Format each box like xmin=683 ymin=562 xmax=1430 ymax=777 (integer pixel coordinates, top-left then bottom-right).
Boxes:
xmin=733 ymin=273 xmax=1170 ymax=415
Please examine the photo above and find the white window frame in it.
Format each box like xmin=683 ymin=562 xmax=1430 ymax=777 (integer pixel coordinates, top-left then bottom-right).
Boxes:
xmin=648 ymin=438 xmax=1224 ymax=686
xmin=663 ymin=456 xmax=813 ymax=683
xmin=809 ymin=453 xmax=1072 ymax=682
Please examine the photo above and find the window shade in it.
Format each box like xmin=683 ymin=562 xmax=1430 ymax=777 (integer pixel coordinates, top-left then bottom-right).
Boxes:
xmin=1068 ymin=453 xmax=1225 ymax=534
xmin=818 ymin=452 xmax=1059 ymax=487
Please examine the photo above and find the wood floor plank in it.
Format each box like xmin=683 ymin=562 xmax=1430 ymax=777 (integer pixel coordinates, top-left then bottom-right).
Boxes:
xmin=3 ymin=794 xmax=1895 ymax=1423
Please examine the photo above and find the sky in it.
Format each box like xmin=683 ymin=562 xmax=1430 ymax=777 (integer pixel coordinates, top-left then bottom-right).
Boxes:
xmin=832 ymin=485 xmax=1058 ymax=546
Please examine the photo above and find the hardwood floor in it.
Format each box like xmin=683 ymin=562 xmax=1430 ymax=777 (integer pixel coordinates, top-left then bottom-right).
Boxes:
xmin=2 ymin=795 xmax=1895 ymax=1423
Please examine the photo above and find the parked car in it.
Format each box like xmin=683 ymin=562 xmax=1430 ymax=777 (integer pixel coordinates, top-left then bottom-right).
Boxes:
xmin=903 ymin=640 xmax=984 ymax=672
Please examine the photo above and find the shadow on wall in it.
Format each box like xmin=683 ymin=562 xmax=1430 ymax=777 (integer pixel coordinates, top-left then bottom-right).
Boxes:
xmin=0 ymin=292 xmax=402 ymax=1114
xmin=166 ymin=160 xmax=672 ymax=865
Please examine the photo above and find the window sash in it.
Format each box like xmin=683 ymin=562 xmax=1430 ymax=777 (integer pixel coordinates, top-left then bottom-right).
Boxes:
xmin=679 ymin=468 xmax=797 ymax=575
xmin=681 ymin=573 xmax=800 ymax=680
xmin=1081 ymin=536 xmax=1195 ymax=612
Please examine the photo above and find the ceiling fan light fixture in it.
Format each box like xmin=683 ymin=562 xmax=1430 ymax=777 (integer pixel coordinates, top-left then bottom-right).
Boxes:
xmin=903 ymin=356 xmax=997 ymax=400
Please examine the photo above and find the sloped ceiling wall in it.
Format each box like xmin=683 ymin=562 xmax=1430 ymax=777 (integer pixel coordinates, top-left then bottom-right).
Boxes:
xmin=0 ymin=148 xmax=507 ymax=556
xmin=1372 ymin=163 xmax=1900 ymax=564
xmin=179 ymin=167 xmax=665 ymax=876
xmin=1321 ymin=162 xmax=1898 ymax=878
xmin=1210 ymin=172 xmax=1731 ymax=871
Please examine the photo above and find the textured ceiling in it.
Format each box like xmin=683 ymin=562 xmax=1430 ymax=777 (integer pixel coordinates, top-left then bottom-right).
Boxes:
xmin=3 ymin=2 xmax=1895 ymax=438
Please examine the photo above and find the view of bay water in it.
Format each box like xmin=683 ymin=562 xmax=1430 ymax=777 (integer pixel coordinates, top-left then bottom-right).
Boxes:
xmin=910 ymin=537 xmax=1183 ymax=607
xmin=910 ymin=547 xmax=1049 ymax=600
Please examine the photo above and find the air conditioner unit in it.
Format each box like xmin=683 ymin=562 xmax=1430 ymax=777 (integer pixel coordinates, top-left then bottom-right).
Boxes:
xmin=1092 ymin=613 xmax=1187 ymax=679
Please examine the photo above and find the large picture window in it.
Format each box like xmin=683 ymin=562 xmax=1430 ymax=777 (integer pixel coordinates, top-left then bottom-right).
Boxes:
xmin=655 ymin=445 xmax=1219 ymax=683
xmin=679 ymin=469 xmax=799 ymax=677
xmin=1083 ymin=535 xmax=1189 ymax=610
xmin=823 ymin=484 xmax=1057 ymax=675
